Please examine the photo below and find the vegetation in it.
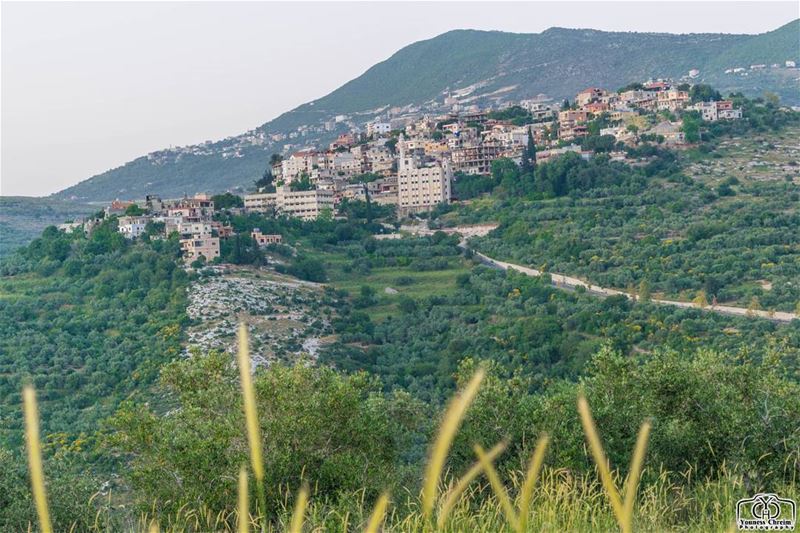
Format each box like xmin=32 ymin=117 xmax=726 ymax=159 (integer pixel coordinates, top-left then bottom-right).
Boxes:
xmin=54 ymin=21 xmax=799 ymax=201
xmin=0 ymin=219 xmax=188 ymax=446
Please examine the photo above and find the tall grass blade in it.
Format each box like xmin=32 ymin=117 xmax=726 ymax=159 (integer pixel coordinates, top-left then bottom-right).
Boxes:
xmin=364 ymin=492 xmax=390 ymax=533
xmin=237 ymin=324 xmax=264 ymax=482
xmin=577 ymin=395 xmax=626 ymax=530
xmin=288 ymin=485 xmax=308 ymax=533
xmin=237 ymin=324 xmax=268 ymax=531
xmin=421 ymin=368 xmax=484 ymax=518
xmin=623 ymin=421 xmax=651 ymax=520
xmin=437 ymin=441 xmax=506 ymax=528
xmin=474 ymin=444 xmax=520 ymax=532
xmin=23 ymin=386 xmax=53 ymax=533
xmin=238 ymin=465 xmax=249 ymax=533
xmin=518 ymin=434 xmax=549 ymax=531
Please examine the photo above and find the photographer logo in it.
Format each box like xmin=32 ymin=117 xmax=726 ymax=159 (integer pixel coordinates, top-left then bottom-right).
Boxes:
xmin=737 ymin=493 xmax=796 ymax=531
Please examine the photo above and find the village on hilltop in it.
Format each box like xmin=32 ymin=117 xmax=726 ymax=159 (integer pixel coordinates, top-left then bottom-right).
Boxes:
xmin=59 ymin=78 xmax=752 ymax=265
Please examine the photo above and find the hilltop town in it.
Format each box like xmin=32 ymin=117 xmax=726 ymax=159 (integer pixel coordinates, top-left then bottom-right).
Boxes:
xmin=57 ymin=79 xmax=755 ymax=265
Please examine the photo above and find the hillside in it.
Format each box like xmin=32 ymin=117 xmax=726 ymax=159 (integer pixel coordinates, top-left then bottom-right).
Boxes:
xmin=54 ymin=20 xmax=800 ymax=202
xmin=0 ymin=197 xmax=96 ymax=257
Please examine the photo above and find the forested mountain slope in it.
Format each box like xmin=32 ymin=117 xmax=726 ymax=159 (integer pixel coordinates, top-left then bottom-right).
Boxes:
xmin=54 ymin=20 xmax=799 ymax=201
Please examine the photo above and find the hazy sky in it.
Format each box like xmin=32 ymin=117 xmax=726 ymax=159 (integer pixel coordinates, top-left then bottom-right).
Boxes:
xmin=2 ymin=1 xmax=798 ymax=197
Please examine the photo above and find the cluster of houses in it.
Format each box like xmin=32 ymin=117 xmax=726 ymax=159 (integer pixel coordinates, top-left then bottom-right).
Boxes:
xmin=59 ymin=193 xmax=282 ymax=265
xmin=243 ymin=79 xmax=744 ymax=217
xmin=57 ymin=79 xmax=747 ymax=266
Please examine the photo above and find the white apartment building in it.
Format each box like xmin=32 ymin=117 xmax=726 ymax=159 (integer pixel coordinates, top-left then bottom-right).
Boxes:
xmin=397 ymin=135 xmax=452 ymax=214
xmin=367 ymin=122 xmax=391 ymax=137
xmin=118 ymin=216 xmax=150 ymax=239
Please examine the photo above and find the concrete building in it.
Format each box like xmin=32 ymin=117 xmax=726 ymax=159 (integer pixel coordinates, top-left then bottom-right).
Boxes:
xmin=244 ymin=192 xmax=277 ymax=213
xmin=366 ymin=122 xmax=391 ymax=137
xmin=397 ymin=135 xmax=452 ymax=214
xmin=251 ymin=229 xmax=283 ymax=246
xmin=274 ymin=186 xmax=335 ymax=220
xmin=180 ymin=234 xmax=220 ymax=263
xmin=118 ymin=216 xmax=150 ymax=239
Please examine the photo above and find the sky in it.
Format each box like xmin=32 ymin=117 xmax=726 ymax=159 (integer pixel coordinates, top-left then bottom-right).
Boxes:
xmin=1 ymin=1 xmax=798 ymax=197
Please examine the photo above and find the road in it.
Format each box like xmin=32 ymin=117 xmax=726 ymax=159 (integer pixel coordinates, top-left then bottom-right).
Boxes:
xmin=394 ymin=222 xmax=798 ymax=324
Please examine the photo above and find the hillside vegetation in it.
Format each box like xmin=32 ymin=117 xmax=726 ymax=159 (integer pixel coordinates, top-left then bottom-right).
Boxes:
xmin=54 ymin=20 xmax=799 ymax=201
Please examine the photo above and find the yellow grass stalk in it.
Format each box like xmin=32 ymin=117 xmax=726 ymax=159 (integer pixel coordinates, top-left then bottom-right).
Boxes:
xmin=518 ymin=434 xmax=550 ymax=531
xmin=623 ymin=421 xmax=652 ymax=521
xmin=148 ymin=523 xmax=160 ymax=533
xmin=237 ymin=324 xmax=264 ymax=482
xmin=437 ymin=441 xmax=507 ymax=528
xmin=421 ymin=369 xmax=485 ymax=518
xmin=578 ymin=395 xmax=651 ymax=533
xmin=289 ymin=485 xmax=309 ymax=533
xmin=23 ymin=385 xmax=53 ymax=533
xmin=363 ymin=492 xmax=390 ymax=533
xmin=238 ymin=466 xmax=249 ymax=533
xmin=474 ymin=444 xmax=520 ymax=532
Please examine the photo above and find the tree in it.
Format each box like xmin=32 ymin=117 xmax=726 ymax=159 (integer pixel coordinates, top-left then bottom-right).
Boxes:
xmin=124 ymin=204 xmax=145 ymax=216
xmin=521 ymin=129 xmax=537 ymax=174
xmin=682 ymin=111 xmax=701 ymax=143
xmin=638 ymin=279 xmax=651 ymax=302
xmin=211 ymin=192 xmax=244 ymax=209
xmin=689 ymin=84 xmax=722 ymax=103
xmin=255 ymin=167 xmax=276 ymax=192
xmin=107 ymin=351 xmax=425 ymax=518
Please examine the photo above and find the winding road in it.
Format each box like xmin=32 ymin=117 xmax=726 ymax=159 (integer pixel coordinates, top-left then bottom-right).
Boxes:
xmin=402 ymin=223 xmax=798 ymax=324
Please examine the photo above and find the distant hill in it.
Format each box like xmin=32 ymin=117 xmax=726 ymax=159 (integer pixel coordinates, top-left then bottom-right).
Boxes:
xmin=54 ymin=20 xmax=800 ymax=202
xmin=0 ymin=197 xmax=96 ymax=257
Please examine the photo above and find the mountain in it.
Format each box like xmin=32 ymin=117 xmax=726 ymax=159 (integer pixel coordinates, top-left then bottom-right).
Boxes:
xmin=54 ymin=20 xmax=800 ymax=202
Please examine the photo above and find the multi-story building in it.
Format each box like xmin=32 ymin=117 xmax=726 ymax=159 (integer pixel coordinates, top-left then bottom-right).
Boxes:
xmin=656 ymin=89 xmax=690 ymax=112
xmin=243 ymin=192 xmax=277 ymax=213
xmin=576 ymin=87 xmax=606 ymax=107
xmin=451 ymin=141 xmax=504 ymax=175
xmin=281 ymin=151 xmax=318 ymax=182
xmin=118 ymin=215 xmax=150 ymax=239
xmin=180 ymin=234 xmax=220 ymax=263
xmin=397 ymin=135 xmax=452 ymax=214
xmin=691 ymin=100 xmax=742 ymax=122
xmin=274 ymin=186 xmax=335 ymax=220
xmin=366 ymin=122 xmax=391 ymax=137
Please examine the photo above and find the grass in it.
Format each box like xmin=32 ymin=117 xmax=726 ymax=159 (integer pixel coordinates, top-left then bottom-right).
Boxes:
xmin=21 ymin=326 xmax=796 ymax=532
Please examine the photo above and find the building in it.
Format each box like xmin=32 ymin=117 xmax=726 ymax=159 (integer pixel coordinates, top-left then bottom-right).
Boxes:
xmin=691 ymin=100 xmax=742 ymax=122
xmin=397 ymin=135 xmax=452 ymax=214
xmin=451 ymin=141 xmax=504 ymax=175
xmin=244 ymin=192 xmax=277 ymax=213
xmin=251 ymin=229 xmax=282 ymax=246
xmin=180 ymin=234 xmax=220 ymax=263
xmin=118 ymin=216 xmax=150 ymax=239
xmin=576 ymin=88 xmax=606 ymax=107
xmin=281 ymin=151 xmax=318 ymax=182
xmin=656 ymin=89 xmax=690 ymax=112
xmin=274 ymin=186 xmax=335 ymax=220
xmin=105 ymin=199 xmax=135 ymax=216
xmin=366 ymin=122 xmax=391 ymax=137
